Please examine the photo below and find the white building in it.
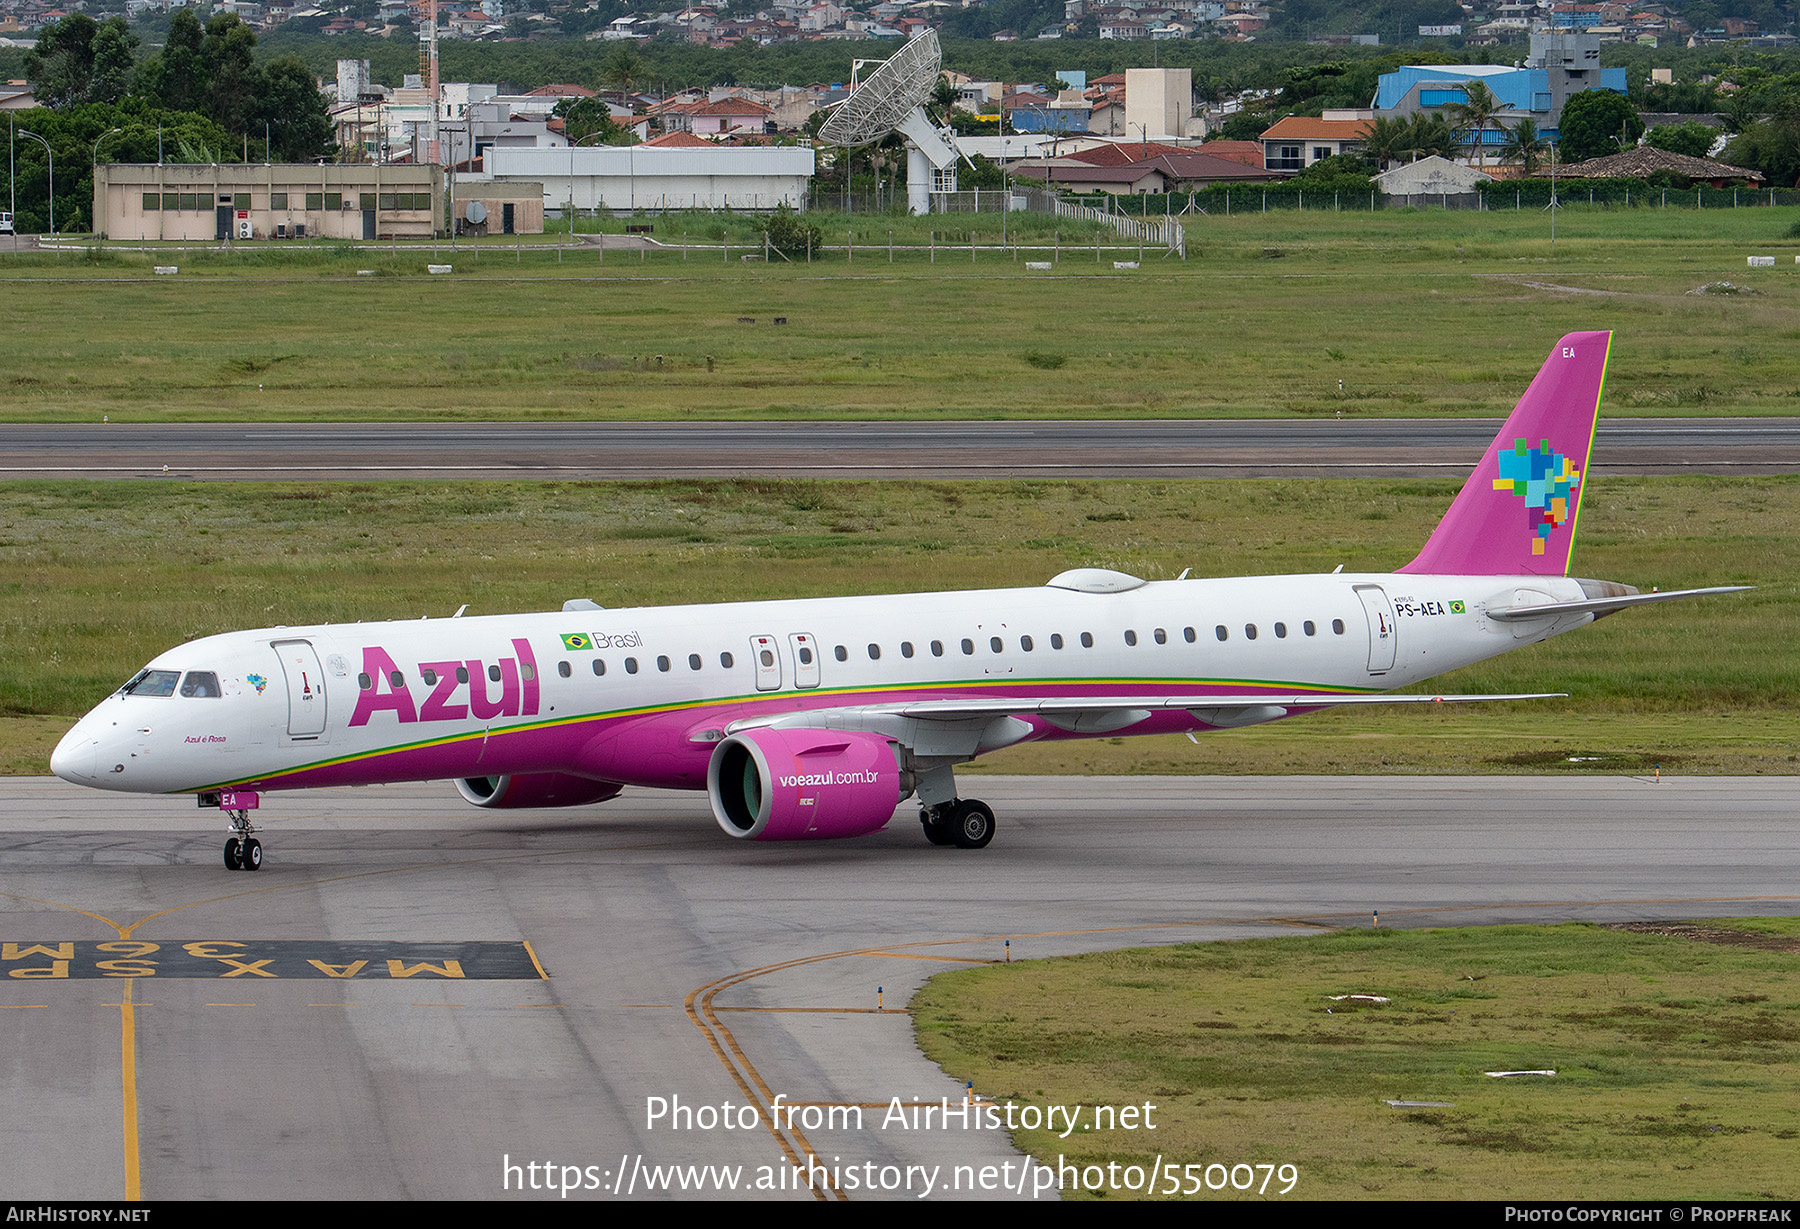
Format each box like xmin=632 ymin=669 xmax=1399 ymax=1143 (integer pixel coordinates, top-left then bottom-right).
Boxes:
xmin=1124 ymin=68 xmax=1192 ymax=141
xmin=484 ymin=144 xmax=816 ymax=213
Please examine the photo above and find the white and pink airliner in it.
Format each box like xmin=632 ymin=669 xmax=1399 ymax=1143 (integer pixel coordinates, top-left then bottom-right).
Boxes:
xmin=52 ymin=332 xmax=1744 ymax=869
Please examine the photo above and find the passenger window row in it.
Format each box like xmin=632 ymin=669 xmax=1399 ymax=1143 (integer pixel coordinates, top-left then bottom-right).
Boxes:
xmin=525 ymin=616 xmax=1353 ymax=685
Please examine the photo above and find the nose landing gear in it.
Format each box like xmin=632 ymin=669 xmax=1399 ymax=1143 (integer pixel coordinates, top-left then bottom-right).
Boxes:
xmin=200 ymin=790 xmax=265 ymax=871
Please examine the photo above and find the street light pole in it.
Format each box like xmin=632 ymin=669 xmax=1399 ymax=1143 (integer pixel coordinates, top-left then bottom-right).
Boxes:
xmin=19 ymin=129 xmax=52 ymax=237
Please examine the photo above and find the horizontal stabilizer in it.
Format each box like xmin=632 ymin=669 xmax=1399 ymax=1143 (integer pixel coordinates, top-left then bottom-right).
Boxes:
xmin=1485 ymin=585 xmax=1752 ymax=622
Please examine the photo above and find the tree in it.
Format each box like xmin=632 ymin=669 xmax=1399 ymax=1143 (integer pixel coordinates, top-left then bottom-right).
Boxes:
xmin=138 ymin=9 xmax=206 ymax=116
xmin=1557 ymin=89 xmax=1643 ymax=164
xmin=1403 ymin=112 xmax=1462 ymax=161
xmin=1722 ymin=83 xmax=1800 ymax=187
xmin=1501 ymin=117 xmax=1548 ymax=175
xmin=89 ymin=19 xmax=139 ymax=107
xmin=202 ymin=13 xmax=259 ymax=137
xmin=762 ymin=203 xmax=819 ymax=257
xmin=24 ymin=15 xmax=99 ymax=109
xmin=602 ymin=43 xmax=648 ymax=95
xmin=257 ymin=55 xmax=333 ymax=161
xmin=1448 ymin=79 xmax=1504 ymax=170
xmin=1646 ymin=121 xmax=1719 ymax=158
xmin=553 ymin=96 xmax=624 ymax=146
xmin=1362 ymin=115 xmax=1413 ymax=169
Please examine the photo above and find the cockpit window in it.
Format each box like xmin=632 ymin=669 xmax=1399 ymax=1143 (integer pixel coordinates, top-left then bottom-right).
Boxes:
xmin=121 ymin=669 xmax=180 ymax=697
xmin=180 ymin=671 xmax=222 ymax=698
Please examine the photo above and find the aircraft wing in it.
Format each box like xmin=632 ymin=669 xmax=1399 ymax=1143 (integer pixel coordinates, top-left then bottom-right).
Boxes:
xmin=874 ymin=692 xmax=1563 ymax=720
xmin=724 ymin=691 xmax=1565 ymax=741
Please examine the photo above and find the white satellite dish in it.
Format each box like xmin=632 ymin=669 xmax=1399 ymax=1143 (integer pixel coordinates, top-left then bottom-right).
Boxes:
xmin=819 ymin=30 xmax=960 ymax=216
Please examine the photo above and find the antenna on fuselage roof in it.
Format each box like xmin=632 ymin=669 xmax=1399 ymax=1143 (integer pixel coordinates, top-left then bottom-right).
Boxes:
xmin=1333 ymin=565 xmax=1344 ymax=574
xmin=1176 ymin=568 xmax=1190 ymax=580
xmin=454 ymin=605 xmax=468 ymax=618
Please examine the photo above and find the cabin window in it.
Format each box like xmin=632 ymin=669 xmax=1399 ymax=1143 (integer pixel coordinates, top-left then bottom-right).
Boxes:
xmin=488 ymin=665 xmax=501 ymax=683
xmin=835 ymin=645 xmax=848 ymax=662
xmin=797 ymin=646 xmax=814 ymax=665
xmin=1245 ymin=625 xmax=1258 ymax=641
xmin=625 ymin=657 xmax=639 ymax=674
xmin=558 ymin=661 xmax=571 ymax=678
xmin=1304 ymin=621 xmax=1317 ymax=637
xmin=657 ymin=656 xmax=671 ymax=672
xmin=1332 ymin=619 xmax=1346 ymax=635
xmin=593 ymin=659 xmax=606 ymax=676
xmin=1215 ymin=625 xmax=1228 ymax=641
xmin=990 ymin=637 xmax=1003 ymax=654
xmin=456 ymin=666 xmax=469 ymax=683
xmin=520 ymin=662 xmax=536 ymax=682
xmin=1021 ymin=635 xmax=1033 ymax=652
xmin=1080 ymin=632 xmax=1094 ymax=648
xmin=1153 ymin=628 xmax=1167 ymax=645
xmin=422 ymin=668 xmax=438 ymax=685
xmin=962 ymin=639 xmax=975 ymax=655
xmin=901 ymin=641 xmax=914 ymax=658
xmin=688 ymin=654 xmax=702 ymax=671
xmin=1051 ymin=634 xmax=1064 ymax=649
xmin=867 ymin=644 xmax=881 ymax=661
xmin=719 ymin=652 xmax=733 ymax=669
xmin=1274 ymin=622 xmax=1288 ymax=639
xmin=931 ymin=640 xmax=944 ymax=657
xmin=389 ymin=670 xmax=405 ymax=688
xmin=358 ymin=673 xmax=372 ymax=690
xmin=1184 ymin=627 xmax=1196 ymax=643
xmin=761 ymin=650 xmax=776 ymax=667
xmin=1124 ymin=630 xmax=1137 ymax=647
xmin=180 ymin=672 xmax=222 ymax=698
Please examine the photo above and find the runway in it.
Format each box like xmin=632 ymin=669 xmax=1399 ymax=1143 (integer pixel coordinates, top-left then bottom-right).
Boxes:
xmin=2 ymin=774 xmax=1795 ymax=1200
xmin=2 ymin=417 xmax=1797 ymax=480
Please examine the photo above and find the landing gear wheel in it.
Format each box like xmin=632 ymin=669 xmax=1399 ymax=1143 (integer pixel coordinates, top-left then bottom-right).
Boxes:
xmin=223 ymin=837 xmax=243 ymax=870
xmin=920 ymin=807 xmax=956 ymax=847
xmin=950 ymin=800 xmax=995 ymax=850
xmin=241 ymin=838 xmax=263 ymax=871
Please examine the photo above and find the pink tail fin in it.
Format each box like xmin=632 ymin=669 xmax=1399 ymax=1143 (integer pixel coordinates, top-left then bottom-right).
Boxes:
xmin=1398 ymin=331 xmax=1612 ymax=577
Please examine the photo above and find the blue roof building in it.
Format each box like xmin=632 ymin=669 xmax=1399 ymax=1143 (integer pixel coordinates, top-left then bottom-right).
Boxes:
xmin=1373 ymin=30 xmax=1626 ymax=137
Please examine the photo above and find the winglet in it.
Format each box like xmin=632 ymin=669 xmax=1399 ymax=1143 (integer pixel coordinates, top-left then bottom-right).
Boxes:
xmin=1398 ymin=331 xmax=1612 ymax=577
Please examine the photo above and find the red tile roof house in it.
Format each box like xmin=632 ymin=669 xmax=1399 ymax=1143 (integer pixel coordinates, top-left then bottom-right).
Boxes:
xmin=687 ymin=98 xmax=773 ymax=136
xmin=1259 ymin=114 xmax=1373 ymax=173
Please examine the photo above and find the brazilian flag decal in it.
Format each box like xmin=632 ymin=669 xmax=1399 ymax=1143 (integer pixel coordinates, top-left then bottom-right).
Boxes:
xmin=1449 ymin=600 xmax=1466 ymax=614
xmin=560 ymin=632 xmax=593 ymax=651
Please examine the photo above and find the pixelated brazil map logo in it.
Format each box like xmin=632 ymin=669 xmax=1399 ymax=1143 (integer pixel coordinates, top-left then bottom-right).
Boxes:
xmin=1494 ymin=437 xmax=1582 ymax=556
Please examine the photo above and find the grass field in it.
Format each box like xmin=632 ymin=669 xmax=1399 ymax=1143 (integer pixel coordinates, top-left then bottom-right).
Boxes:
xmin=3 ymin=205 xmax=1798 ymax=421
xmin=1 ymin=474 xmax=1789 ymax=776
xmin=910 ymin=920 xmax=1800 ymax=1200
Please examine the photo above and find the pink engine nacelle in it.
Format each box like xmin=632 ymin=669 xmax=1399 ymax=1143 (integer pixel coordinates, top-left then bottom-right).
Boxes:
xmin=707 ymin=727 xmax=903 ymax=840
xmin=456 ymin=773 xmax=625 ymax=809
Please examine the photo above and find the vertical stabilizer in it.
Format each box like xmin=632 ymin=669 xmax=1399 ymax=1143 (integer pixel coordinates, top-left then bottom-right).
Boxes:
xmin=1398 ymin=331 xmax=1611 ymax=576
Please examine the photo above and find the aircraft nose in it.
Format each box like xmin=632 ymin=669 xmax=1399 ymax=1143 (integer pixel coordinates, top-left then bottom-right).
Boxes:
xmin=51 ymin=724 xmax=98 ymax=783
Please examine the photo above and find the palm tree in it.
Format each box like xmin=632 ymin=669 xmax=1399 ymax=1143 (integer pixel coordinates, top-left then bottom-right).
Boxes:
xmin=1501 ymin=118 xmax=1548 ymax=175
xmin=1406 ymin=112 xmax=1462 ymax=161
xmin=1448 ymin=79 xmax=1504 ymax=170
xmin=1363 ymin=115 xmax=1412 ymax=170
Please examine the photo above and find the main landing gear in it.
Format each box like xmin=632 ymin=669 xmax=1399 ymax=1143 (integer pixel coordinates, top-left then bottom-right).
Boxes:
xmin=223 ymin=809 xmax=263 ymax=871
xmin=920 ymin=799 xmax=995 ymax=850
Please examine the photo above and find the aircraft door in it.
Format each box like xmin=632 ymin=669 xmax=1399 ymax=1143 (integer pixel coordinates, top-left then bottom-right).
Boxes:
xmin=750 ymin=635 xmax=782 ymax=691
xmin=272 ymin=639 xmax=328 ymax=737
xmin=1354 ymin=585 xmax=1397 ymax=675
xmin=789 ymin=633 xmax=820 ymax=689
